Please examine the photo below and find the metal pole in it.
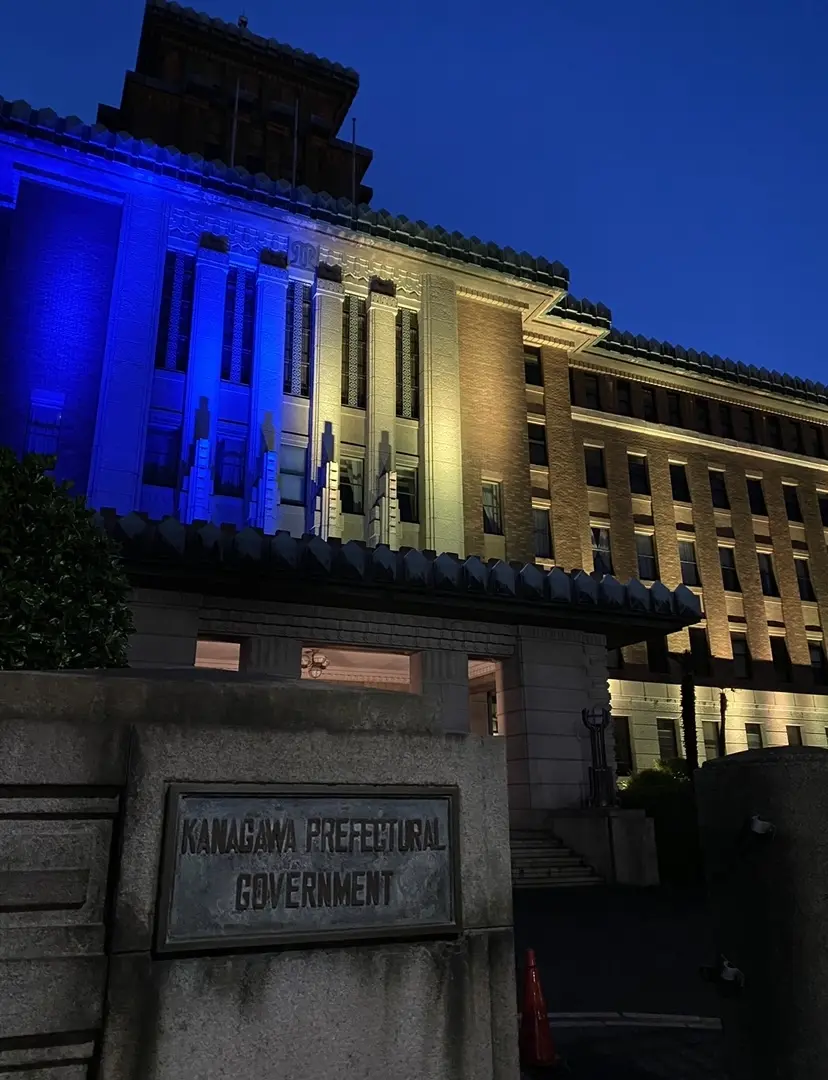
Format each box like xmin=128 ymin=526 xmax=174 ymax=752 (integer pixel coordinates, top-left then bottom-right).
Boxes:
xmin=351 ymin=117 xmax=357 ymax=213
xmin=229 ymin=74 xmax=240 ymax=169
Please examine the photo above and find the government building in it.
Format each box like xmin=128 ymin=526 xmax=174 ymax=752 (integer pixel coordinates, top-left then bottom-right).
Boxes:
xmin=1 ymin=0 xmax=825 ymax=859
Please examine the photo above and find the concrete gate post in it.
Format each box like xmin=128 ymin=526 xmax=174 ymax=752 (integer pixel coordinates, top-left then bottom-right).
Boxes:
xmin=695 ymin=746 xmax=828 ymax=1080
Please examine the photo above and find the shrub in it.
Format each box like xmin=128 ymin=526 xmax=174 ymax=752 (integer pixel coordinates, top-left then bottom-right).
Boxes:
xmin=619 ymin=758 xmax=703 ymax=886
xmin=0 ymin=449 xmax=134 ymax=670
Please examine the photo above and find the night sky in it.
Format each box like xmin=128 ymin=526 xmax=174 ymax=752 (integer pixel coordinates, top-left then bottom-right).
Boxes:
xmin=3 ymin=0 xmax=826 ymax=380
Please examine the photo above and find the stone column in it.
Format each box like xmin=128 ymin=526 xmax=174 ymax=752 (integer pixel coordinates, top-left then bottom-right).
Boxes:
xmin=696 ymin=747 xmax=828 ymax=1080
xmin=309 ymin=276 xmax=345 ymax=538
xmin=248 ymin=257 xmax=289 ymax=534
xmin=410 ymin=650 xmax=469 ymax=733
xmin=499 ymin=627 xmax=609 ymax=824
xmin=179 ymin=243 xmax=229 ymax=524
xmin=239 ymin=636 xmax=303 ymax=678
xmin=86 ymin=195 xmax=169 ymax=513
xmin=365 ymin=289 xmax=398 ymax=535
xmin=419 ymin=275 xmax=465 ymax=557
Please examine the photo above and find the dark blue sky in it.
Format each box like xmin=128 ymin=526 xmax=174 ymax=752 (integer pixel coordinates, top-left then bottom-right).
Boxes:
xmin=3 ymin=0 xmax=827 ymax=379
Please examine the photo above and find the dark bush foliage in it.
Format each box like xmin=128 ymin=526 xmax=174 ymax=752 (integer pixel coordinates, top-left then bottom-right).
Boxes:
xmin=0 ymin=449 xmax=133 ymax=670
xmin=619 ymin=759 xmax=704 ymax=886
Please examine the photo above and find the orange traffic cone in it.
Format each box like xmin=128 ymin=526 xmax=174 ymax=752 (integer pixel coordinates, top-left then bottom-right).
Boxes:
xmin=519 ymin=948 xmax=559 ymax=1070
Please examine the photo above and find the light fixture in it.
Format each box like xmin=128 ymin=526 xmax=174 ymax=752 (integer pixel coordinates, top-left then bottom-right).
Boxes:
xmin=301 ymin=649 xmax=329 ymax=679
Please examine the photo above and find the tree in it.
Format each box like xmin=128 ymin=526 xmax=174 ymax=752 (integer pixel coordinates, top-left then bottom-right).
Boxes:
xmin=0 ymin=449 xmax=134 ymax=670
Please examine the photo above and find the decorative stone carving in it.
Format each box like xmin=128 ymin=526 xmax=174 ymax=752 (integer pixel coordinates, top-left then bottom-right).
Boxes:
xmin=320 ymin=247 xmax=421 ymax=301
xmin=169 ymin=207 xmax=288 ymax=258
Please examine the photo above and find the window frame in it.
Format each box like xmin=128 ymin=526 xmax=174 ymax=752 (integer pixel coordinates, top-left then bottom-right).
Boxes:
xmin=628 ymin=454 xmax=650 ymax=496
xmin=482 ymin=481 xmax=504 ymax=536
xmin=591 ymin=526 xmax=614 ymax=576
xmin=635 ymin=532 xmax=658 ymax=581
xmin=584 ymin=446 xmax=607 ymax=488
xmin=719 ymin=545 xmax=741 ymax=593
xmin=678 ymin=539 xmax=701 ymax=587
xmin=709 ymin=469 xmax=730 ymax=509
xmin=670 ymin=463 xmax=691 ymax=503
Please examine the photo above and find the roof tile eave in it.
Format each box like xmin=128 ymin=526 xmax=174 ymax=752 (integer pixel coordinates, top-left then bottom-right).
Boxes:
xmin=0 ymin=96 xmax=570 ymax=291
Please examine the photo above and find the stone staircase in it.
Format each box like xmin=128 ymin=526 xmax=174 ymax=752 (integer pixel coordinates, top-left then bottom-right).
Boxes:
xmin=510 ymin=829 xmax=603 ymax=889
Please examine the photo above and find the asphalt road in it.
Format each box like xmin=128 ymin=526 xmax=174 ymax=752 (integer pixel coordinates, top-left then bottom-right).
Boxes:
xmin=513 ymin=885 xmax=722 ymax=1019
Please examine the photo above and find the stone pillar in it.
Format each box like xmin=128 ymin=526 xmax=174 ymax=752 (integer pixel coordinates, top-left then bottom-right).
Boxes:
xmin=696 ymin=747 xmax=828 ymax=1080
xmin=309 ymin=277 xmax=345 ymax=538
xmin=410 ymin=650 xmax=469 ymax=733
xmin=365 ymin=289 xmax=398 ymax=533
xmin=248 ymin=258 xmax=289 ymax=534
xmin=179 ymin=244 xmax=229 ymax=524
xmin=86 ymin=195 xmax=168 ymax=513
xmin=499 ymin=627 xmax=609 ymax=825
xmin=239 ymin=636 xmax=303 ymax=678
xmin=419 ymin=275 xmax=465 ymax=557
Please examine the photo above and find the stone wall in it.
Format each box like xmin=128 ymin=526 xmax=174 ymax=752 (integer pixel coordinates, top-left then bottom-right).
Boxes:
xmin=0 ymin=671 xmax=518 ymax=1080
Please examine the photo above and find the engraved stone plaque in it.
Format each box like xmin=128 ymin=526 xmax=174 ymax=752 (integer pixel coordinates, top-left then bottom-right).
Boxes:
xmin=156 ymin=785 xmax=460 ymax=953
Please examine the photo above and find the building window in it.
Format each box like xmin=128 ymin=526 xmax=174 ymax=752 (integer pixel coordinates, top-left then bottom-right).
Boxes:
xmin=758 ymin=552 xmax=779 ymax=597
xmin=635 ymin=533 xmax=658 ymax=580
xmin=806 ymin=425 xmax=825 ymax=459
xmin=283 ymin=282 xmax=311 ymax=396
xmin=25 ymin=397 xmax=62 ymax=461
xmin=527 ymin=423 xmax=548 ymax=466
xmin=745 ymin=723 xmax=764 ymax=750
xmin=583 ymin=373 xmax=601 ymax=410
xmin=657 ymin=718 xmax=679 ymax=761
xmin=613 ymin=716 xmax=633 ymax=777
xmin=766 ymin=416 xmax=783 ymax=449
xmin=795 ymin=558 xmax=816 ymax=601
xmin=783 ymin=484 xmax=803 ymax=522
xmin=719 ymin=546 xmax=741 ymax=592
xmin=741 ymin=410 xmax=756 ymax=443
xmin=731 ymin=633 xmax=752 ymax=679
xmin=487 ymin=690 xmax=499 ymax=736
xmin=397 ymin=467 xmax=419 ymax=523
xmin=533 ymin=508 xmax=553 ymax=560
xmin=810 ymin=642 xmax=828 ymax=686
xmin=340 ymin=458 xmax=364 ymax=515
xmin=482 ymin=482 xmax=503 ymax=535
xmin=396 ymin=309 xmax=420 ymax=419
xmin=220 ymin=267 xmax=255 ymax=385
xmin=155 ymin=250 xmax=196 ymax=373
xmin=617 ymin=380 xmax=632 ymax=416
xmin=770 ymin=636 xmax=792 ymax=682
xmin=719 ymin=403 xmax=734 ymax=439
xmin=709 ymin=470 xmax=730 ymax=509
xmin=792 ymin=422 xmax=805 ymax=455
xmin=215 ymin=434 xmax=246 ymax=497
xmin=592 ymin=527 xmax=613 ymax=576
xmin=584 ymin=446 xmax=606 ymax=488
xmin=689 ymin=627 xmax=712 ymax=676
xmin=524 ymin=347 xmax=543 ymax=387
xmin=747 ymin=477 xmax=768 ymax=516
xmin=667 ymin=392 xmax=683 ymax=427
xmin=703 ymin=721 xmax=720 ymax=760
xmin=695 ymin=398 xmax=711 ymax=434
xmin=341 ymin=295 xmax=367 ymax=408
xmin=279 ymin=444 xmax=306 ymax=505
xmin=607 ymin=648 xmax=624 ymax=670
xmin=642 ymin=387 xmax=658 ymax=422
xmin=786 ymin=725 xmax=803 ymax=747
xmin=670 ymin=463 xmax=691 ymax=502
xmin=628 ymin=454 xmax=650 ymax=495
xmin=679 ymin=540 xmax=701 ymax=587
xmin=142 ymin=422 xmax=180 ymax=488
xmin=648 ymin=636 xmax=671 ymax=674
xmin=819 ymin=493 xmax=828 ymax=527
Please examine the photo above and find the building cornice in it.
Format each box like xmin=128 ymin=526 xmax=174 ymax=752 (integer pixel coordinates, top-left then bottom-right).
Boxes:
xmin=571 ymin=406 xmax=828 ymax=473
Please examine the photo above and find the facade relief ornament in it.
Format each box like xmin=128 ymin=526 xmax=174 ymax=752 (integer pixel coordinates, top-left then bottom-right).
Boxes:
xmin=168 ymin=207 xmax=288 ymax=258
xmin=319 ymin=247 xmax=421 ymax=301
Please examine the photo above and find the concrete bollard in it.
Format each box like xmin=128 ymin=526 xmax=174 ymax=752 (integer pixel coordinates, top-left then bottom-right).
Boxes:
xmin=695 ymin=746 xmax=828 ymax=1080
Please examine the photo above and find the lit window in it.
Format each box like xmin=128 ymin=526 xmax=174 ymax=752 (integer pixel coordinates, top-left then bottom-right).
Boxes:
xmin=482 ymin=482 xmax=503 ymax=535
xmin=340 ymin=458 xmax=364 ymax=515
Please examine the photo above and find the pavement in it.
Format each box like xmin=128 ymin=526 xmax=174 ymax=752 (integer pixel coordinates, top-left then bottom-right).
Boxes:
xmin=514 ymin=885 xmax=725 ymax=1079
